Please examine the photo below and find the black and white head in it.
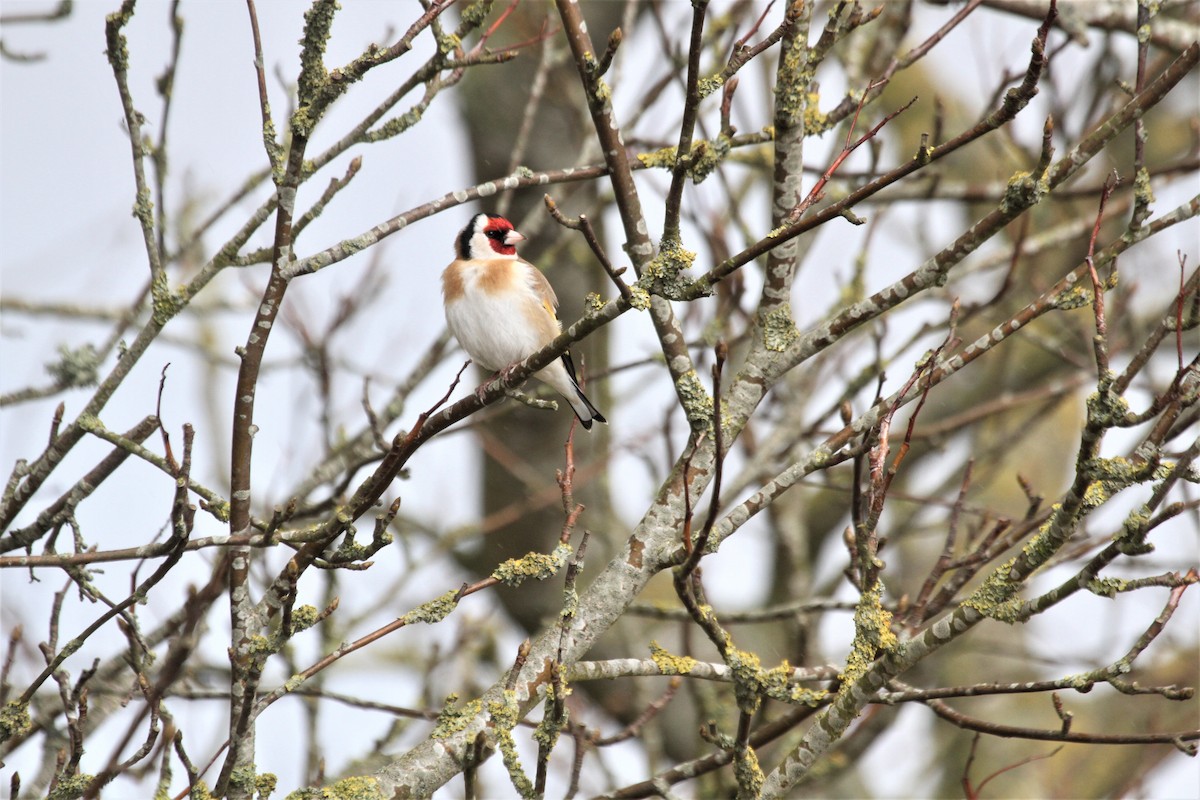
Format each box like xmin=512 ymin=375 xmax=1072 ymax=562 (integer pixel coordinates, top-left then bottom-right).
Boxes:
xmin=455 ymin=213 xmax=526 ymax=260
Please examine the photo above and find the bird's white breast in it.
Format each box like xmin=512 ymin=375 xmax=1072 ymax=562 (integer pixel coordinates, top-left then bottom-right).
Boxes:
xmin=445 ymin=260 xmax=546 ymax=372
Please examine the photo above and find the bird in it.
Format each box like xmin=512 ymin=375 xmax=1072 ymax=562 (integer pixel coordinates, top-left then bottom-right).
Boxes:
xmin=442 ymin=212 xmax=607 ymax=430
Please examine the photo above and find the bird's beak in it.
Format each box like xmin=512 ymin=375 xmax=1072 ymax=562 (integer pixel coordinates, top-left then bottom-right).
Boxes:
xmin=505 ymin=230 xmax=526 ymax=246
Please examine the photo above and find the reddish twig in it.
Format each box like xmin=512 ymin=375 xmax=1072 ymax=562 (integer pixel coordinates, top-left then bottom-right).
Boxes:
xmin=962 ymin=733 xmax=1063 ymax=800
xmin=734 ymin=1 xmax=775 ymax=50
xmin=472 ymin=0 xmax=556 ymax=55
xmin=478 ymin=0 xmax=519 ymax=47
xmin=593 ymin=677 xmax=682 ymax=746
xmin=154 ymin=364 xmax=176 ymax=472
xmin=786 ymin=89 xmax=917 ymax=223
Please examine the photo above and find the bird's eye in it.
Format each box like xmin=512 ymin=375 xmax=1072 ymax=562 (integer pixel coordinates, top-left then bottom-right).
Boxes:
xmin=485 ymin=229 xmax=504 ymax=239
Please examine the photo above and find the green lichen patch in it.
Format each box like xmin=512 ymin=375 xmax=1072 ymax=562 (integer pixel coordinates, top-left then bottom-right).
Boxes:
xmin=431 ymin=693 xmax=484 ymax=740
xmin=636 ymin=145 xmax=676 ymax=170
xmin=103 ymin=5 xmax=134 ymax=70
xmin=697 ymin=74 xmax=725 ymax=99
xmin=331 ymin=529 xmax=389 ymax=564
xmin=726 ymin=643 xmax=766 ymax=714
xmin=533 ymin=679 xmax=571 ymax=753
xmin=761 ymin=305 xmax=799 ymax=352
xmin=641 ymin=237 xmax=699 ymax=300
xmin=48 ymin=774 xmax=96 ymax=800
xmin=773 ymin=39 xmax=811 ymax=129
xmin=759 ymin=661 xmax=827 ymax=707
xmin=255 ymin=773 xmax=278 ymax=799
xmin=247 ymin=633 xmax=276 ymax=658
xmin=458 ymin=0 xmax=494 ymax=30
xmin=46 ymin=343 xmax=101 ymax=388
xmin=674 ymin=369 xmax=715 ymax=432
xmin=401 ymin=588 xmax=461 ymax=625
xmin=492 ymin=543 xmax=572 ymax=587
xmin=964 ymin=557 xmax=1023 ymax=621
xmin=187 ymin=780 xmax=216 ymax=800
xmin=1086 ymin=389 xmax=1133 ymax=426
xmin=1133 ymin=165 xmax=1156 ymax=206
xmin=1052 ymin=284 xmax=1092 ymax=310
xmin=151 ymin=270 xmax=186 ymax=323
xmin=1001 ymin=169 xmax=1048 ymax=212
xmin=0 ymin=699 xmax=32 ymax=742
xmin=1082 ymin=455 xmax=1153 ymax=512
xmin=289 ymin=604 xmax=321 ymax=635
xmin=370 ymin=107 xmax=424 ymax=141
xmin=1086 ymin=577 xmax=1129 ymax=598
xmin=207 ymin=499 xmax=232 ymax=523
xmin=1117 ymin=506 xmax=1155 ymax=555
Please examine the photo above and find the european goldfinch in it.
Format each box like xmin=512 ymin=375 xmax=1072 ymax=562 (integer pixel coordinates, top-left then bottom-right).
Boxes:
xmin=442 ymin=213 xmax=607 ymax=430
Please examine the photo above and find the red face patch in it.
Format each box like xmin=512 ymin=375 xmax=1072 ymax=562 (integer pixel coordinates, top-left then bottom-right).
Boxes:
xmin=482 ymin=218 xmax=517 ymax=256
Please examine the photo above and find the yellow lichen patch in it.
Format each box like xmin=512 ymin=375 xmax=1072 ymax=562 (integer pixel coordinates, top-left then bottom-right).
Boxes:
xmin=650 ymin=641 xmax=698 ymax=675
xmin=283 ymin=776 xmax=384 ymax=800
xmin=963 ymin=557 xmax=1021 ymax=619
xmin=488 ymin=690 xmax=535 ymax=797
xmin=697 ymin=74 xmax=724 ymax=99
xmin=628 ymin=285 xmax=651 ymax=310
xmin=686 ymin=135 xmax=732 ymax=184
xmin=636 ymin=145 xmax=677 ymax=170
xmin=255 ymin=773 xmax=278 ymax=799
xmin=491 ymin=543 xmax=572 ymax=587
xmin=186 ymin=780 xmax=216 ymax=800
xmin=839 ymin=581 xmax=897 ymax=689
xmin=1053 ymin=284 xmax=1092 ymax=310
xmin=759 ymin=661 xmax=797 ymax=699
xmin=802 ymin=91 xmax=831 ymax=134
xmin=289 ymin=604 xmax=320 ymax=634
xmin=734 ymin=745 xmax=766 ymax=797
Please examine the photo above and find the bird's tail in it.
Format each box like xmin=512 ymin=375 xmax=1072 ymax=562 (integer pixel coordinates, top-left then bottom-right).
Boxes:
xmin=560 ymin=353 xmax=606 ymax=430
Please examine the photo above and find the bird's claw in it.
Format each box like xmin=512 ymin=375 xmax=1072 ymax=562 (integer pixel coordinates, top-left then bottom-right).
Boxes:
xmin=474 ymin=363 xmax=523 ymax=403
